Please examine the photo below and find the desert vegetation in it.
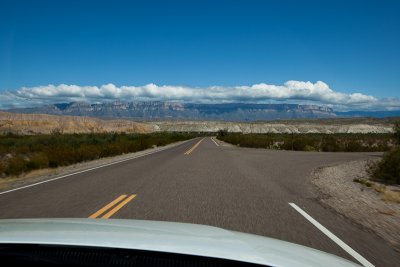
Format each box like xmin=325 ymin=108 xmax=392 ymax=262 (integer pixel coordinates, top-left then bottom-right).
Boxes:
xmin=217 ymin=131 xmax=394 ymax=152
xmin=368 ymin=121 xmax=400 ymax=185
xmin=0 ymin=132 xmax=196 ymax=178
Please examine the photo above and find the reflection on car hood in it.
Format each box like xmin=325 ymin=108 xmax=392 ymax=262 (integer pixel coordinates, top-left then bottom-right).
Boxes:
xmin=0 ymin=218 xmax=359 ymax=267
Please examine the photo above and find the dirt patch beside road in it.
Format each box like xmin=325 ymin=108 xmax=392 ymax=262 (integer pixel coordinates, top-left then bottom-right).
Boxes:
xmin=311 ymin=159 xmax=400 ymax=250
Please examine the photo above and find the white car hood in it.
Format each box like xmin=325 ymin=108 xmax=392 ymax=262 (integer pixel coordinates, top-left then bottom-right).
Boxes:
xmin=0 ymin=218 xmax=360 ymax=267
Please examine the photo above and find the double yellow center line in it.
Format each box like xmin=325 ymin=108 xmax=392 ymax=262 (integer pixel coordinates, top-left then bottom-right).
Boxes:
xmin=184 ymin=138 xmax=204 ymax=155
xmin=90 ymin=138 xmax=205 ymax=218
xmin=89 ymin=194 xmax=136 ymax=219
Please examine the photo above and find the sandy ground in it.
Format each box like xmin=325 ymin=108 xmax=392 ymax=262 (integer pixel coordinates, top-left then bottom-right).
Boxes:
xmin=311 ymin=159 xmax=400 ymax=251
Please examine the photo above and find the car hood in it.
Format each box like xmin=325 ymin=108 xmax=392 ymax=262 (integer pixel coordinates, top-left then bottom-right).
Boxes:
xmin=0 ymin=218 xmax=359 ymax=267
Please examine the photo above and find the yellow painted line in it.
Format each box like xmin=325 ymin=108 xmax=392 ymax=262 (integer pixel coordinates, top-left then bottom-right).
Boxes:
xmin=101 ymin=194 xmax=136 ymax=219
xmin=184 ymin=138 xmax=204 ymax=155
xmin=88 ymin=195 xmax=128 ymax=218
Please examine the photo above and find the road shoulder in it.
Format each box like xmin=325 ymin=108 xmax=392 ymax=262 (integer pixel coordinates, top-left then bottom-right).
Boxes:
xmin=310 ymin=159 xmax=400 ymax=251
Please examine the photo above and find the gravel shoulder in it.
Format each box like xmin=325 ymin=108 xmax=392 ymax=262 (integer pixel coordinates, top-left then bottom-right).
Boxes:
xmin=310 ymin=159 xmax=400 ymax=250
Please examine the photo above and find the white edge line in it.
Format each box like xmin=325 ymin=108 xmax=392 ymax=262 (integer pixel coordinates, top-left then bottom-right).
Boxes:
xmin=0 ymin=139 xmax=193 ymax=196
xmin=289 ymin=203 xmax=374 ymax=267
xmin=211 ymin=137 xmax=219 ymax=146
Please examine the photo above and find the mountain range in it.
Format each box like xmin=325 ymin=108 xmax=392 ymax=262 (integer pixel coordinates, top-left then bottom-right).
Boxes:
xmin=4 ymin=101 xmax=400 ymax=121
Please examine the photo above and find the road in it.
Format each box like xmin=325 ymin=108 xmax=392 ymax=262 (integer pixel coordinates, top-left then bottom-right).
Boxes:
xmin=0 ymin=137 xmax=399 ymax=266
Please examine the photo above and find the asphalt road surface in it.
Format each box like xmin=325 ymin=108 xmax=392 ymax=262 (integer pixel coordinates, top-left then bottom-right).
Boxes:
xmin=0 ymin=137 xmax=399 ymax=266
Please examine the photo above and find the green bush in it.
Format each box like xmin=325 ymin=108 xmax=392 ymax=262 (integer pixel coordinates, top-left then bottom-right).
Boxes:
xmin=5 ymin=155 xmax=28 ymax=176
xmin=217 ymin=129 xmax=228 ymax=137
xmin=217 ymin=133 xmax=394 ymax=152
xmin=26 ymin=152 xmax=49 ymax=170
xmin=0 ymin=162 xmax=5 ymax=177
xmin=366 ymin=121 xmax=400 ymax=185
xmin=353 ymin=178 xmax=374 ymax=187
xmin=304 ymin=145 xmax=316 ymax=152
xmin=292 ymin=136 xmax=315 ymax=151
xmin=321 ymin=136 xmax=342 ymax=152
xmin=345 ymin=140 xmax=363 ymax=152
xmin=369 ymin=148 xmax=400 ymax=185
xmin=48 ymin=160 xmax=59 ymax=168
xmin=394 ymin=121 xmax=400 ymax=145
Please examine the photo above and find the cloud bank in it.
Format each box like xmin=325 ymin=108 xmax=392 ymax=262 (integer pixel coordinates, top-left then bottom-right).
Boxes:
xmin=0 ymin=81 xmax=399 ymax=111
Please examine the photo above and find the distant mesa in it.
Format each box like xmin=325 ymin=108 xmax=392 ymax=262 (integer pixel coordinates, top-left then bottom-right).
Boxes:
xmin=5 ymin=101 xmax=339 ymax=121
xmin=5 ymin=101 xmax=400 ymax=121
xmin=0 ymin=107 xmax=395 ymax=135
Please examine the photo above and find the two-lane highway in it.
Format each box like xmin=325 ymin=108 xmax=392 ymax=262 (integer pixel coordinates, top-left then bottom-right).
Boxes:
xmin=0 ymin=137 xmax=399 ymax=266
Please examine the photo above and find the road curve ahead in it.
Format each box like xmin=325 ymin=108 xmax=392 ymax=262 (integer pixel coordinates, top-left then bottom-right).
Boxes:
xmin=0 ymin=137 xmax=398 ymax=266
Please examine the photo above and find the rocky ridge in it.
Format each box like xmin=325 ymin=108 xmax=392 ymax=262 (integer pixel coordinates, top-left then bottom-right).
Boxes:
xmin=7 ymin=101 xmax=336 ymax=121
xmin=149 ymin=121 xmax=394 ymax=134
xmin=0 ymin=112 xmax=151 ymax=135
xmin=0 ymin=112 xmax=395 ymax=135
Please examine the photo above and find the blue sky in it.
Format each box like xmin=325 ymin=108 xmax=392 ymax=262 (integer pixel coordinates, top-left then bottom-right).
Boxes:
xmin=0 ymin=0 xmax=399 ymax=110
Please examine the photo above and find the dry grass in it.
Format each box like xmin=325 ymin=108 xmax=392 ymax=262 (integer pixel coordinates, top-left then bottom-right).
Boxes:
xmin=354 ymin=178 xmax=400 ymax=204
xmin=382 ymin=190 xmax=400 ymax=203
xmin=372 ymin=184 xmax=400 ymax=204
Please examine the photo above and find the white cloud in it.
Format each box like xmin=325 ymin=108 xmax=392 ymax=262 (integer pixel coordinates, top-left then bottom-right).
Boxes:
xmin=0 ymin=80 xmax=399 ymax=111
